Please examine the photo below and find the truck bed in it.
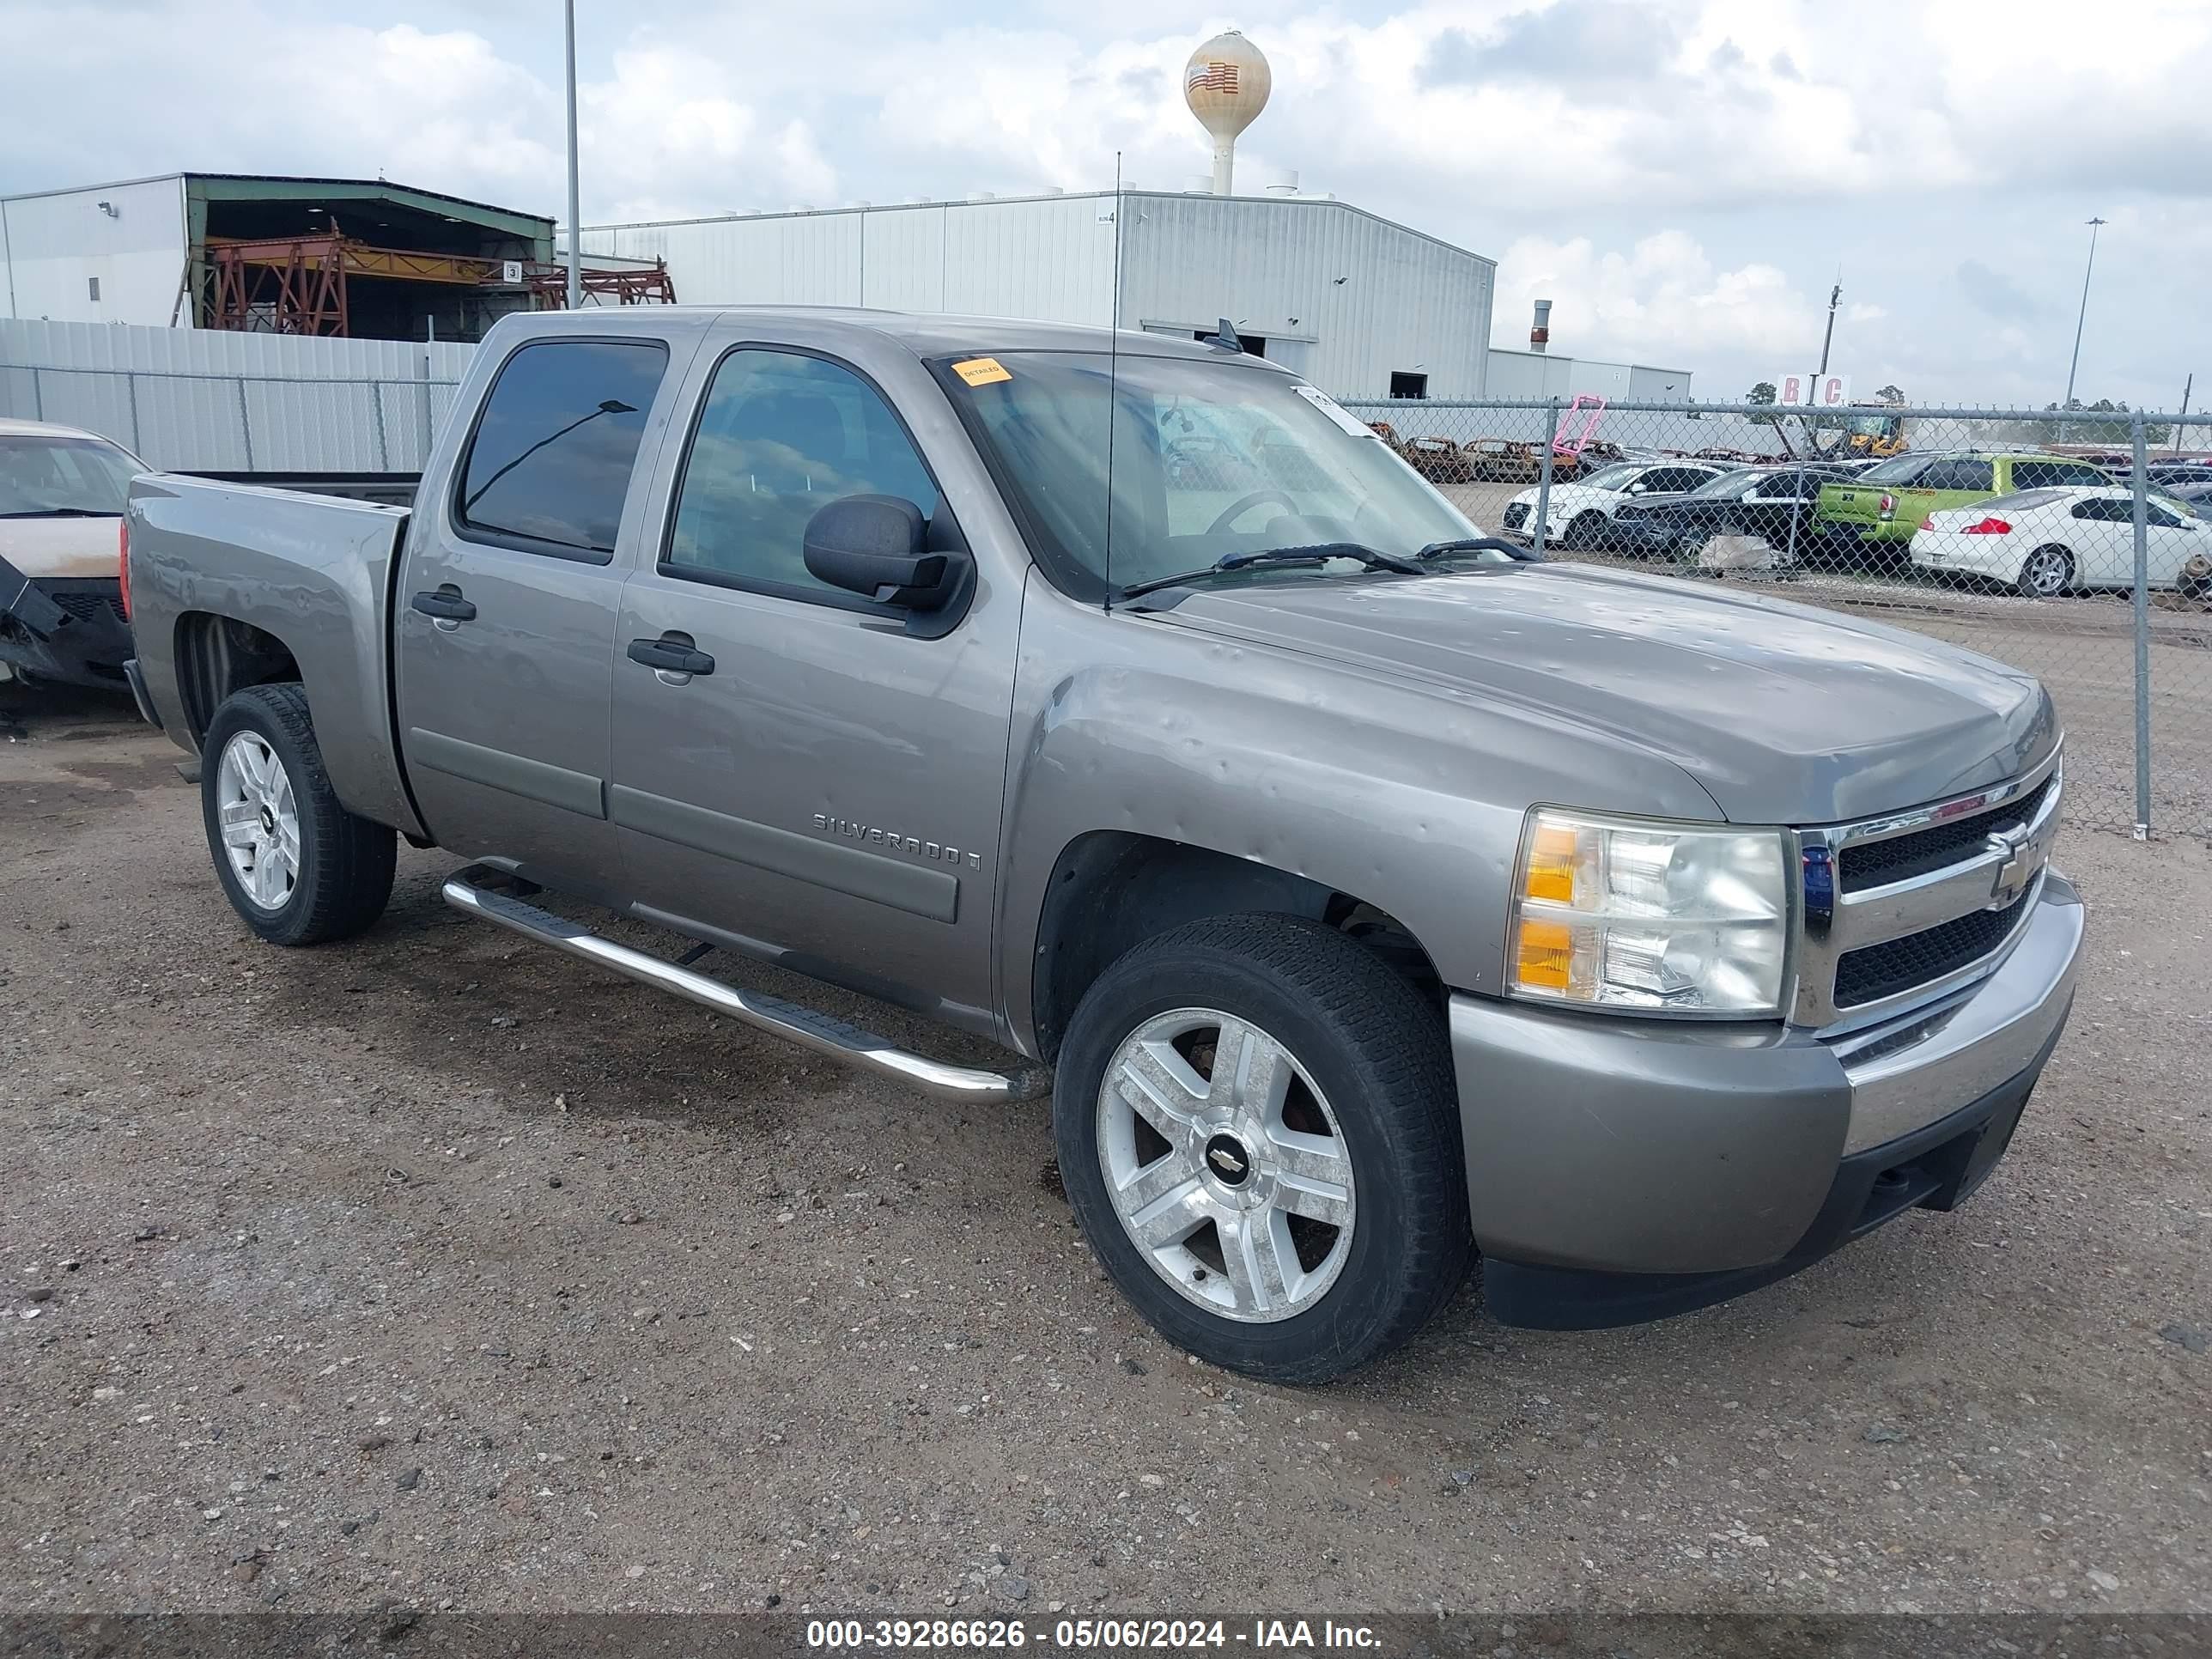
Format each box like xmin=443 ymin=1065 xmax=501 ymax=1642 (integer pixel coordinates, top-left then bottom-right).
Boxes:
xmin=180 ymin=471 xmax=422 ymax=508
xmin=125 ymin=471 xmax=423 ymax=836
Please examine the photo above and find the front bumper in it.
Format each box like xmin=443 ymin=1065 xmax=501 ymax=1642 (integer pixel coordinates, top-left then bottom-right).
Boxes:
xmin=0 ymin=570 xmax=133 ymax=691
xmin=1609 ymin=517 xmax=1678 ymax=552
xmin=1449 ymin=872 xmax=2083 ymax=1328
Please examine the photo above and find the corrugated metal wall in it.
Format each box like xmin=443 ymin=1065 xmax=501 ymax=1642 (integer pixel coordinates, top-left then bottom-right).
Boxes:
xmin=2 ymin=177 xmax=191 ymax=327
xmin=1481 ymin=349 xmax=1696 ymax=404
xmin=0 ymin=319 xmax=474 ymax=471
xmin=582 ymin=195 xmax=1118 ymax=322
xmin=1117 ymin=194 xmax=1492 ymax=398
xmin=583 ymin=191 xmax=1488 ymax=394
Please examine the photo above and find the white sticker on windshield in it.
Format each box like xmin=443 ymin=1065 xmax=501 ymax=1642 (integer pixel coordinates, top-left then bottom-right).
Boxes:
xmin=1294 ymin=384 xmax=1381 ymax=439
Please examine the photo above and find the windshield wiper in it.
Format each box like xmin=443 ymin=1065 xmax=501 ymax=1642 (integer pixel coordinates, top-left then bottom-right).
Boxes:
xmin=0 ymin=507 xmax=119 ymax=519
xmin=1116 ymin=543 xmax=1423 ymax=601
xmin=1413 ymin=536 xmax=1536 ymax=562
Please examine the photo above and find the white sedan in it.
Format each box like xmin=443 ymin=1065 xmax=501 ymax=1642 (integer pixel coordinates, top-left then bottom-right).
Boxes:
xmin=1909 ymin=485 xmax=2211 ymax=598
xmin=1500 ymin=459 xmax=1731 ymax=549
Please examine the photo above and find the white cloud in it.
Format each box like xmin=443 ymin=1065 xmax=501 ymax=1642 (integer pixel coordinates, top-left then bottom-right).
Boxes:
xmin=3 ymin=0 xmax=2207 ymax=404
xmin=1493 ymin=231 xmax=1820 ymax=365
xmin=580 ymin=48 xmax=839 ymax=221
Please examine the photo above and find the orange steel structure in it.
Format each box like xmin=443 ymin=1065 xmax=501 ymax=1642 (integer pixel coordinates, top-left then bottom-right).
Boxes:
xmin=206 ymin=233 xmax=675 ymax=335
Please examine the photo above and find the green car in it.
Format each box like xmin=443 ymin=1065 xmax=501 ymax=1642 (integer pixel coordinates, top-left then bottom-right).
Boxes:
xmin=1814 ymin=451 xmax=2116 ymax=558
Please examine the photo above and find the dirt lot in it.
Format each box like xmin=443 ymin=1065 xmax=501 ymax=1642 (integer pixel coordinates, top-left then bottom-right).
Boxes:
xmin=3 ymin=681 xmax=2208 ymax=1619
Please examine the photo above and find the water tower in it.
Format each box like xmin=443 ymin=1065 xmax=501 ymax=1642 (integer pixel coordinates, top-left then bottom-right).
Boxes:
xmin=1183 ymin=30 xmax=1272 ymax=196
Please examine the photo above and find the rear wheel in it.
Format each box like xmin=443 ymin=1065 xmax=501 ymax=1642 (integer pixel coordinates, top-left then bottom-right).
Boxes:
xmin=2017 ymin=544 xmax=2074 ymax=599
xmin=201 ymin=684 xmax=396 ymax=945
xmin=1054 ymin=914 xmax=1470 ymax=1383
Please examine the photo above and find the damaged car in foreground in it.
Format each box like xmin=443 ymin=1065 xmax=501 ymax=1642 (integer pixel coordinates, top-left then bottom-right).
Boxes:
xmin=0 ymin=418 xmax=141 ymax=691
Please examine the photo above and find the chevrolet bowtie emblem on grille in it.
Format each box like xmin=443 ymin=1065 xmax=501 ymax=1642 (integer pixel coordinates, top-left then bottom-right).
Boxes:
xmin=1986 ymin=824 xmax=2039 ymax=906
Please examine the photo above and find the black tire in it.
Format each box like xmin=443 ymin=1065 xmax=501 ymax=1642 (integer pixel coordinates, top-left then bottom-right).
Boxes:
xmin=200 ymin=683 xmax=395 ymax=945
xmin=2017 ymin=544 xmax=2075 ymax=599
xmin=1054 ymin=913 xmax=1470 ymax=1384
xmin=1565 ymin=511 xmax=1609 ymax=551
xmin=1671 ymin=528 xmax=1712 ymax=566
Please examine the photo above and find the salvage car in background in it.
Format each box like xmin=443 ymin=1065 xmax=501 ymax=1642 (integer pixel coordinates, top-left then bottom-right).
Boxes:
xmin=1814 ymin=451 xmax=2115 ymax=565
xmin=0 ymin=419 xmax=142 ymax=690
xmin=1610 ymin=464 xmax=1854 ymax=565
xmin=1911 ymin=485 xmax=2211 ymax=597
xmin=1499 ymin=458 xmax=1731 ymax=548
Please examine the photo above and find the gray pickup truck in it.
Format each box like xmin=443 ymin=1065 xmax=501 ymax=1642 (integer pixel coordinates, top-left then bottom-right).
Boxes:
xmin=122 ymin=307 xmax=2082 ymax=1382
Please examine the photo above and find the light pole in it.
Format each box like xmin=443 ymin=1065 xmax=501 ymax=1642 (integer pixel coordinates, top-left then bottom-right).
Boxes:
xmin=563 ymin=0 xmax=582 ymax=310
xmin=2062 ymin=216 xmax=2106 ymax=414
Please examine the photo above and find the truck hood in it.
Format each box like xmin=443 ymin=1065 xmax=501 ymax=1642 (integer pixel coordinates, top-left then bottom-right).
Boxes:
xmin=1149 ymin=562 xmax=2056 ymax=824
xmin=0 ymin=514 xmax=121 ymax=581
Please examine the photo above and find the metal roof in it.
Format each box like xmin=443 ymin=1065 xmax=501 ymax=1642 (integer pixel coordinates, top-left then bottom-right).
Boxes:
xmin=1 ymin=172 xmax=552 ymax=237
xmin=580 ymin=187 xmax=1492 ymax=270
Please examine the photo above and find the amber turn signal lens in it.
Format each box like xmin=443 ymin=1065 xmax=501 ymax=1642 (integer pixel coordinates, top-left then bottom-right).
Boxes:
xmin=1514 ymin=918 xmax=1575 ymax=990
xmin=1524 ymin=822 xmax=1579 ymax=903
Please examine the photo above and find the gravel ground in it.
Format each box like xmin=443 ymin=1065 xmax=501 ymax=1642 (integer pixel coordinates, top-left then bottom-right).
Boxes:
xmin=3 ymin=680 xmax=2208 ymax=1619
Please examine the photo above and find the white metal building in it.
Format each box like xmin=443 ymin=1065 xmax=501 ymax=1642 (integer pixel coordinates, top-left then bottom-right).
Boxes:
xmin=580 ymin=189 xmax=1498 ymax=400
xmin=1484 ymin=347 xmax=1695 ymax=402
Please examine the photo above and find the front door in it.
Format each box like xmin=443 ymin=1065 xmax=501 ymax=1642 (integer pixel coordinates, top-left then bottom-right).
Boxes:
xmin=395 ymin=335 xmax=679 ymax=901
xmin=605 ymin=337 xmax=1017 ymax=1034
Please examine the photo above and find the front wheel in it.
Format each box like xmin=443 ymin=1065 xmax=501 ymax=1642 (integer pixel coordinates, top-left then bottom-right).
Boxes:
xmin=1565 ymin=511 xmax=1609 ymax=551
xmin=2017 ymin=545 xmax=2075 ymax=599
xmin=1054 ymin=914 xmax=1470 ymax=1383
xmin=201 ymin=683 xmax=396 ymax=945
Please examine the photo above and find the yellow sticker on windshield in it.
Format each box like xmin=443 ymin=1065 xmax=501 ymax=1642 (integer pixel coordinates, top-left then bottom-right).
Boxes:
xmin=952 ymin=356 xmax=1012 ymax=386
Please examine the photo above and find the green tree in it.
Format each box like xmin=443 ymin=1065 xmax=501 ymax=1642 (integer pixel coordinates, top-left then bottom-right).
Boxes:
xmin=1745 ymin=381 xmax=1802 ymax=458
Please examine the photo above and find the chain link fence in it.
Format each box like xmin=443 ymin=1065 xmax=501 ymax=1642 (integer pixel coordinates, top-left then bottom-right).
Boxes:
xmin=1341 ymin=395 xmax=2212 ymax=841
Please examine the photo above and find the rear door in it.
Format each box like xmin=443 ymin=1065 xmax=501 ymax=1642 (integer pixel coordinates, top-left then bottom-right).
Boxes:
xmin=1905 ymin=455 xmax=1997 ymax=526
xmin=394 ymin=331 xmax=686 ymax=902
xmin=603 ymin=325 xmax=1019 ymax=1031
xmin=1741 ymin=468 xmax=1830 ymax=554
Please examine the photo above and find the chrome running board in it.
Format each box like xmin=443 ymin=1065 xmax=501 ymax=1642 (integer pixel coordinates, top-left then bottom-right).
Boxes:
xmin=441 ymin=863 xmax=1052 ymax=1104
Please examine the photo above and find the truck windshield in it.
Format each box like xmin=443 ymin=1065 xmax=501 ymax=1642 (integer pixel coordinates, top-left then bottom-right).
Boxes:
xmin=935 ymin=350 xmax=1498 ymax=599
xmin=0 ymin=434 xmax=139 ymax=517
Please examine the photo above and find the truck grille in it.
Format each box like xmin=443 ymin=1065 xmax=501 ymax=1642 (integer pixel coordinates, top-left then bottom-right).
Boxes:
xmin=1795 ymin=751 xmax=2061 ymax=1026
xmin=1838 ymin=774 xmax=2057 ymax=892
xmin=1833 ymin=892 xmax=2031 ymax=1008
xmin=1502 ymin=502 xmax=1529 ymax=531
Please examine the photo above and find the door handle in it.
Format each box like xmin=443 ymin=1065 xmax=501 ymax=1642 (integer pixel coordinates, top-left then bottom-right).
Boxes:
xmin=627 ymin=635 xmax=715 ymax=677
xmin=411 ymin=586 xmax=477 ymax=623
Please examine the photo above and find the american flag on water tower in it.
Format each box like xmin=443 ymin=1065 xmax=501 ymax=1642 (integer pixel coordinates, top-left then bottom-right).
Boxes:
xmin=1187 ymin=60 xmax=1240 ymax=94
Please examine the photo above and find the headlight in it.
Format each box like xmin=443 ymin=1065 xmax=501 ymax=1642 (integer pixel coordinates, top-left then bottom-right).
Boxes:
xmin=1508 ymin=810 xmax=1790 ymax=1016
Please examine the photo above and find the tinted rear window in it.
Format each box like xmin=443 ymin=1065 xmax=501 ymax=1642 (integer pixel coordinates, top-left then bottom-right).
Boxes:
xmin=1922 ymin=458 xmax=1995 ymax=491
xmin=457 ymin=340 xmax=668 ymax=556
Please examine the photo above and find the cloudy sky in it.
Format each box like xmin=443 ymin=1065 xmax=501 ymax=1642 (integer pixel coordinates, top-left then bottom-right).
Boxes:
xmin=5 ymin=0 xmax=2209 ymax=406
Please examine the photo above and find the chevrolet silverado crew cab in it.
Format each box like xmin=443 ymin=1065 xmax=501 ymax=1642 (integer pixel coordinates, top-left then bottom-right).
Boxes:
xmin=123 ymin=308 xmax=2082 ymax=1382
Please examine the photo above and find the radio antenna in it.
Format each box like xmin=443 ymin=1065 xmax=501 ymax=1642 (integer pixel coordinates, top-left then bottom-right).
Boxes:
xmin=1103 ymin=150 xmax=1124 ymax=612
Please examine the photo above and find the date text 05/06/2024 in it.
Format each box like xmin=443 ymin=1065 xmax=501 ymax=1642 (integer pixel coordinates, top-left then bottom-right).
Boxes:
xmin=804 ymin=1617 xmax=1383 ymax=1650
